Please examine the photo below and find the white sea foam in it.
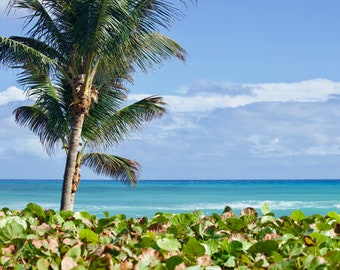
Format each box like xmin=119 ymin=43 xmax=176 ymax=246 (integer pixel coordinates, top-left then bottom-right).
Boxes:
xmin=78 ymin=200 xmax=337 ymax=213
xmin=169 ymin=200 xmax=332 ymax=211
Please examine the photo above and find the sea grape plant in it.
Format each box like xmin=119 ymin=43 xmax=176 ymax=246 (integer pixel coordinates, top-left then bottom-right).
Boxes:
xmin=1 ymin=203 xmax=340 ymax=269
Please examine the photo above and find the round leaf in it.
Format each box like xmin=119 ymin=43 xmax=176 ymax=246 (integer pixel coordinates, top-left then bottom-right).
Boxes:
xmin=156 ymin=237 xmax=181 ymax=251
xmin=79 ymin=229 xmax=99 ymax=244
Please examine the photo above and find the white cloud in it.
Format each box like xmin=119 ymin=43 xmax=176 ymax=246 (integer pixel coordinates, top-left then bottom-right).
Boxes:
xmin=130 ymin=79 xmax=340 ymax=113
xmin=12 ymin=137 xmax=49 ymax=157
xmin=249 ymin=79 xmax=340 ymax=103
xmin=0 ymin=87 xmax=25 ymax=106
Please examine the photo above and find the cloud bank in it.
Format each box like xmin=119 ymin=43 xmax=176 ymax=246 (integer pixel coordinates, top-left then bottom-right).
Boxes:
xmin=1 ymin=79 xmax=340 ymax=179
xmin=130 ymin=79 xmax=340 ymax=112
xmin=124 ymin=79 xmax=340 ymax=179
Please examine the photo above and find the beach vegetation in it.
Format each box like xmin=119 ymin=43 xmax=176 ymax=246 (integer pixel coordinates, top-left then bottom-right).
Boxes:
xmin=1 ymin=204 xmax=340 ymax=269
xmin=0 ymin=0 xmax=187 ymax=211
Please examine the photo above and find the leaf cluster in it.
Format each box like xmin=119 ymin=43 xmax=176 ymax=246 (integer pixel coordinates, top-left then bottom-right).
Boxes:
xmin=1 ymin=203 xmax=340 ymax=269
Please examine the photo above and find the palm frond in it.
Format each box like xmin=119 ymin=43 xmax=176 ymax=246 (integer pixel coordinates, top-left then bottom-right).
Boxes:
xmin=81 ymin=84 xmax=127 ymax=141
xmin=0 ymin=36 xmax=57 ymax=72
xmin=86 ymin=96 xmax=167 ymax=148
xmin=13 ymin=71 xmax=70 ymax=154
xmin=82 ymin=152 xmax=140 ymax=186
xmin=89 ymin=0 xmax=186 ymax=77
xmin=13 ymin=105 xmax=67 ymax=155
xmin=127 ymin=95 xmax=167 ymax=121
xmin=127 ymin=0 xmax=184 ymax=32
xmin=55 ymin=75 xmax=76 ymax=120
xmin=129 ymin=32 xmax=186 ymax=72
xmin=82 ymin=0 xmax=121 ymax=52
xmin=9 ymin=36 xmax=65 ymax=69
xmin=8 ymin=0 xmax=71 ymax=60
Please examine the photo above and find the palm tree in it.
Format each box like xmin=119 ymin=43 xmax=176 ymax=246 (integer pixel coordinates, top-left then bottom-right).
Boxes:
xmin=0 ymin=0 xmax=186 ymax=210
xmin=13 ymin=75 xmax=167 ymax=209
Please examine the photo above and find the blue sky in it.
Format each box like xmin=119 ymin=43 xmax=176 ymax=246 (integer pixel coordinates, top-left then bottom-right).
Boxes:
xmin=1 ymin=0 xmax=340 ymax=180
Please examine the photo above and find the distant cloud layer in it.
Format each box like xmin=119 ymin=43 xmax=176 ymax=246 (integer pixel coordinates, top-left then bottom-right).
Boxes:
xmin=122 ymin=79 xmax=340 ymax=179
xmin=130 ymin=79 xmax=340 ymax=112
xmin=1 ymin=78 xmax=340 ymax=179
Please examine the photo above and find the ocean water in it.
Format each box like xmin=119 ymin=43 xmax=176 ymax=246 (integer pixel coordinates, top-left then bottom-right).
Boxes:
xmin=1 ymin=179 xmax=340 ymax=218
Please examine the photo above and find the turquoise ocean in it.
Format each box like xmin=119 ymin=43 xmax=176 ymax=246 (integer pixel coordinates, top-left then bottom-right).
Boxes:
xmin=1 ymin=179 xmax=340 ymax=218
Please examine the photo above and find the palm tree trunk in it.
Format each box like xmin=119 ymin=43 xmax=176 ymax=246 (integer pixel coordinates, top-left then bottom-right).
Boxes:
xmin=60 ymin=113 xmax=85 ymax=210
xmin=70 ymin=192 xmax=76 ymax=208
xmin=70 ymin=162 xmax=81 ymax=210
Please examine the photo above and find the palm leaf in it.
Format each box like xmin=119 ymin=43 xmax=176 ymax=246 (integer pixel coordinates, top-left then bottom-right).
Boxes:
xmin=86 ymin=96 xmax=167 ymax=148
xmin=132 ymin=32 xmax=186 ymax=69
xmin=126 ymin=0 xmax=183 ymax=32
xmin=8 ymin=0 xmax=71 ymax=58
xmin=0 ymin=36 xmax=56 ymax=73
xmin=80 ymin=83 xmax=127 ymax=142
xmin=13 ymin=72 xmax=70 ymax=154
xmin=82 ymin=153 xmax=140 ymax=186
xmin=13 ymin=105 xmax=66 ymax=155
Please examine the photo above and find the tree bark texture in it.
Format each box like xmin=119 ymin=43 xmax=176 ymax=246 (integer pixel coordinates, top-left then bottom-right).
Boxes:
xmin=60 ymin=113 xmax=85 ymax=210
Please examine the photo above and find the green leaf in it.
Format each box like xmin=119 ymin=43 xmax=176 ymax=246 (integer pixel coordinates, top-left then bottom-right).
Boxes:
xmin=25 ymin=203 xmax=46 ymax=220
xmin=112 ymin=220 xmax=128 ymax=235
xmin=185 ymin=267 xmax=204 ymax=270
xmin=182 ymin=238 xmax=205 ymax=258
xmin=0 ymin=216 xmax=27 ymax=230
xmin=271 ymin=251 xmax=283 ymax=262
xmin=79 ymin=229 xmax=99 ymax=244
xmin=156 ymin=237 xmax=181 ymax=252
xmin=206 ymin=267 xmax=224 ymax=270
xmin=261 ymin=203 xmax=271 ymax=215
xmin=166 ymin=256 xmax=183 ymax=270
xmin=71 ymin=266 xmax=86 ymax=270
xmin=62 ymin=221 xmax=76 ymax=231
xmin=59 ymin=210 xmax=75 ymax=220
xmin=0 ymin=221 xmax=26 ymax=242
xmin=225 ymin=256 xmax=236 ymax=268
xmin=316 ymin=222 xmax=332 ymax=232
xmin=281 ymin=242 xmax=304 ymax=258
xmin=248 ymin=240 xmax=278 ymax=256
xmin=36 ymin=258 xmax=50 ymax=270
xmin=327 ymin=211 xmax=340 ymax=221
xmin=14 ymin=265 xmax=26 ymax=270
xmin=65 ymin=245 xmax=81 ymax=259
xmin=309 ymin=232 xmax=329 ymax=245
xmin=227 ymin=241 xmax=244 ymax=256
xmin=114 ymin=214 xmax=127 ymax=220
xmin=281 ymin=233 xmax=297 ymax=242
xmin=171 ymin=213 xmax=193 ymax=226
xmin=260 ymin=215 xmax=276 ymax=224
xmin=225 ymin=217 xmax=247 ymax=232
xmin=139 ymin=236 xmax=155 ymax=248
xmin=75 ymin=211 xmax=94 ymax=221
xmin=202 ymin=239 xmax=219 ymax=256
xmin=291 ymin=210 xmax=306 ymax=222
